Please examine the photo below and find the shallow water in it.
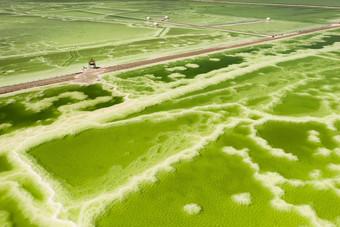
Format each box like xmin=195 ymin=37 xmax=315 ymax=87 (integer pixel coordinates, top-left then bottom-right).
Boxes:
xmin=0 ymin=1 xmax=340 ymax=226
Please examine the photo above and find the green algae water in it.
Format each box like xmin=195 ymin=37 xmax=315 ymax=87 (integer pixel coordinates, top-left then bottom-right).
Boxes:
xmin=0 ymin=0 xmax=340 ymax=226
xmin=0 ymin=84 xmax=123 ymax=135
xmin=97 ymin=145 xmax=310 ymax=227
xmin=30 ymin=112 xmax=217 ymax=196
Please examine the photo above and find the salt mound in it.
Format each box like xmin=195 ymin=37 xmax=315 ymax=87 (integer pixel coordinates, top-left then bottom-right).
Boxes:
xmin=232 ymin=193 xmax=252 ymax=206
xmin=315 ymin=147 xmax=331 ymax=157
xmin=308 ymin=130 xmax=321 ymax=143
xmin=185 ymin=63 xmax=199 ymax=68
xmin=168 ymin=73 xmax=186 ymax=79
xmin=183 ymin=203 xmax=201 ymax=215
xmin=309 ymin=169 xmax=322 ymax=179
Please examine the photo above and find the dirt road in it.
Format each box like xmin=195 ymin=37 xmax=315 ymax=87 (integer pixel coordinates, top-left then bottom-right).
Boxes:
xmin=211 ymin=19 xmax=266 ymax=27
xmin=153 ymin=19 xmax=271 ymax=37
xmin=0 ymin=24 xmax=339 ymax=95
xmin=184 ymin=0 xmax=340 ymax=9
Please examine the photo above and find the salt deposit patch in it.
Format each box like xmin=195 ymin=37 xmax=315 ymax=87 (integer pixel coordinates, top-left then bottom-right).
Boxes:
xmin=24 ymin=97 xmax=58 ymax=112
xmin=270 ymin=198 xmax=292 ymax=212
xmin=296 ymin=204 xmax=334 ymax=227
xmin=309 ymin=169 xmax=322 ymax=179
xmin=231 ymin=193 xmax=252 ymax=206
xmin=314 ymin=147 xmax=331 ymax=157
xmin=289 ymin=179 xmax=305 ymax=187
xmin=185 ymin=63 xmax=199 ymax=68
xmin=328 ymin=163 xmax=340 ymax=172
xmin=145 ymin=74 xmax=156 ymax=79
xmin=59 ymin=96 xmax=113 ymax=111
xmin=0 ymin=123 xmax=12 ymax=130
xmin=222 ymin=146 xmax=248 ymax=158
xmin=24 ymin=91 xmax=88 ymax=112
xmin=168 ymin=73 xmax=186 ymax=79
xmin=183 ymin=203 xmax=201 ymax=215
xmin=58 ymin=91 xmax=88 ymax=100
xmin=333 ymin=135 xmax=340 ymax=143
xmin=6 ymin=70 xmax=15 ymax=74
xmin=270 ymin=148 xmax=298 ymax=161
xmin=222 ymin=146 xmax=260 ymax=171
xmin=334 ymin=148 xmax=340 ymax=157
xmin=308 ymin=130 xmax=321 ymax=143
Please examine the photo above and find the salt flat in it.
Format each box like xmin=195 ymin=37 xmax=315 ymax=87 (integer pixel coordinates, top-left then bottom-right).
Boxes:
xmin=0 ymin=1 xmax=340 ymax=226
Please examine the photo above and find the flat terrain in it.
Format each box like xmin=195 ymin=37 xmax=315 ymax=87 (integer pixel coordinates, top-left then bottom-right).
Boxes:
xmin=1 ymin=25 xmax=339 ymax=95
xmin=1 ymin=0 xmax=340 ymax=85
xmin=194 ymin=0 xmax=340 ymax=7
xmin=0 ymin=1 xmax=340 ymax=227
xmin=187 ymin=0 xmax=340 ymax=8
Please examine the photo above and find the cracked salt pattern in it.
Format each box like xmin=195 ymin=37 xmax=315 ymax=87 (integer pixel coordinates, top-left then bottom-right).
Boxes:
xmin=0 ymin=2 xmax=340 ymax=226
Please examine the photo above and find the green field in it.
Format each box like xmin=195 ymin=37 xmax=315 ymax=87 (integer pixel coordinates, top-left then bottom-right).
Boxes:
xmin=0 ymin=0 xmax=340 ymax=226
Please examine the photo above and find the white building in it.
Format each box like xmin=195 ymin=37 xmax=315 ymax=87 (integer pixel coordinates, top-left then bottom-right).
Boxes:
xmin=164 ymin=16 xmax=169 ymax=20
xmin=146 ymin=16 xmax=151 ymax=20
xmin=266 ymin=17 xmax=271 ymax=21
xmin=153 ymin=22 xmax=159 ymax=26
